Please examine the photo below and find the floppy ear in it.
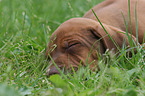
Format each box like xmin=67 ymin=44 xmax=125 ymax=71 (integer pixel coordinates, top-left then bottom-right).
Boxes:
xmin=90 ymin=24 xmax=137 ymax=52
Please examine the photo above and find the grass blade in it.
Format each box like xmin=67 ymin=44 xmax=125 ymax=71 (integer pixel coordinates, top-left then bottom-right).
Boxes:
xmin=91 ymin=9 xmax=119 ymax=51
xmin=135 ymin=1 xmax=138 ymax=43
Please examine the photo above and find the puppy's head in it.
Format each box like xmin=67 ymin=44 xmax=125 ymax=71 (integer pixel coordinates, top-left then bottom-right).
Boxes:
xmin=45 ymin=18 xmax=136 ymax=76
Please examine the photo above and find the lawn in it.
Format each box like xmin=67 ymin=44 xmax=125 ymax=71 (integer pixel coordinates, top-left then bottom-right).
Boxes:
xmin=0 ymin=0 xmax=145 ymax=96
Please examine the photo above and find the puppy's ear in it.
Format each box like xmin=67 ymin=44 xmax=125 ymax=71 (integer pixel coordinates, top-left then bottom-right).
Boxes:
xmin=90 ymin=24 xmax=137 ymax=52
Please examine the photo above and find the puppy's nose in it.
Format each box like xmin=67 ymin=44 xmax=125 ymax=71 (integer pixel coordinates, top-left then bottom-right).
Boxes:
xmin=46 ymin=66 xmax=60 ymax=77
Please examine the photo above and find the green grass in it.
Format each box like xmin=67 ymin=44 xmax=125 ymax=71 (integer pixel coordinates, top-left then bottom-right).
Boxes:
xmin=0 ymin=0 xmax=145 ymax=96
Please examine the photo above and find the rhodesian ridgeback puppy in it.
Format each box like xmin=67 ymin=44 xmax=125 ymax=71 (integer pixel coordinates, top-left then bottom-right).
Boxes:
xmin=46 ymin=0 xmax=145 ymax=76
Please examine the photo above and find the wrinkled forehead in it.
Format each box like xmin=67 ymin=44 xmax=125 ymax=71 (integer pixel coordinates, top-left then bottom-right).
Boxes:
xmin=55 ymin=21 xmax=87 ymax=34
xmin=51 ymin=18 xmax=97 ymax=37
xmin=48 ymin=18 xmax=98 ymax=45
xmin=50 ymin=21 xmax=84 ymax=40
xmin=50 ymin=27 xmax=83 ymax=46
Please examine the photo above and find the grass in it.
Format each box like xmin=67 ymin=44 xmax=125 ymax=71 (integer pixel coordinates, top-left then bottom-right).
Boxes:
xmin=0 ymin=0 xmax=145 ymax=96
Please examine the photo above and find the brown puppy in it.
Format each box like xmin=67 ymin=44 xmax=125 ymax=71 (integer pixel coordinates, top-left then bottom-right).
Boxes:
xmin=46 ymin=0 xmax=145 ymax=76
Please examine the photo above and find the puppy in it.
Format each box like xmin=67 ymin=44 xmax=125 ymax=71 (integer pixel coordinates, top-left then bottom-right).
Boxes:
xmin=46 ymin=0 xmax=145 ymax=76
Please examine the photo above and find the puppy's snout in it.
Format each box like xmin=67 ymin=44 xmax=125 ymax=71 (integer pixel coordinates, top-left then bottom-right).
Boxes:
xmin=46 ymin=66 xmax=60 ymax=77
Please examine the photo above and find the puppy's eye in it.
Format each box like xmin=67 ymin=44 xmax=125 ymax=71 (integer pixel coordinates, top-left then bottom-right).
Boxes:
xmin=68 ymin=42 xmax=80 ymax=48
xmin=65 ymin=41 xmax=80 ymax=49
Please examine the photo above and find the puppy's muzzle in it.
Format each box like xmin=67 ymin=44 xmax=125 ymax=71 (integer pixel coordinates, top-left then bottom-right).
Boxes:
xmin=46 ymin=66 xmax=60 ymax=77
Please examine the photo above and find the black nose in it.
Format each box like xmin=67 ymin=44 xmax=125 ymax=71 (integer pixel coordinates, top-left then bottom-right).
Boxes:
xmin=46 ymin=66 xmax=60 ymax=77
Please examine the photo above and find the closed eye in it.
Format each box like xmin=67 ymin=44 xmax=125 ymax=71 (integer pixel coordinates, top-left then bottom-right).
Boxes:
xmin=68 ymin=42 xmax=80 ymax=48
xmin=64 ymin=41 xmax=81 ymax=49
